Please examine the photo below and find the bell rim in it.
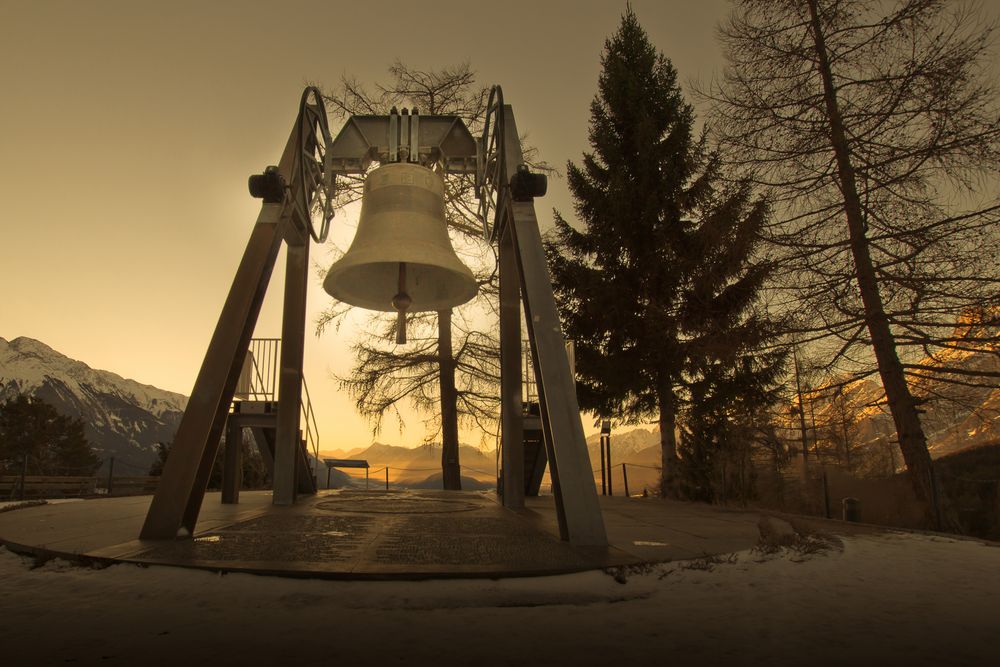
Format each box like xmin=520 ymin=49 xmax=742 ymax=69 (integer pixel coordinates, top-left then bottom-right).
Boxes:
xmin=323 ymin=260 xmax=479 ymax=312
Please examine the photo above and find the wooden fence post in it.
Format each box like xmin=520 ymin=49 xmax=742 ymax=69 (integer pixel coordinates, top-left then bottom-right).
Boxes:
xmin=18 ymin=454 xmax=28 ymax=501
xmin=107 ymin=457 xmax=115 ymax=497
xmin=822 ymin=469 xmax=830 ymax=519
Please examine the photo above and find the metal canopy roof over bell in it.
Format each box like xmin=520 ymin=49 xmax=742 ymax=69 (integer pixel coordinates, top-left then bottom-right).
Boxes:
xmin=322 ymin=162 xmax=478 ymax=312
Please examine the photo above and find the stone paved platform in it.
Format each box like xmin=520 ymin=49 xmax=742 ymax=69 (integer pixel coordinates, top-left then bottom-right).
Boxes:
xmin=0 ymin=489 xmax=765 ymax=579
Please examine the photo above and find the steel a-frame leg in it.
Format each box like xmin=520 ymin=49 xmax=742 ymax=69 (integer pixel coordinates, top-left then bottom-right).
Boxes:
xmin=221 ymin=416 xmax=244 ymax=504
xmin=500 ymin=222 xmax=524 ymax=511
xmin=140 ymin=208 xmax=284 ymax=539
xmin=498 ymin=105 xmax=607 ymax=547
xmin=272 ymin=238 xmax=309 ymax=505
xmin=140 ymin=122 xmax=303 ymax=539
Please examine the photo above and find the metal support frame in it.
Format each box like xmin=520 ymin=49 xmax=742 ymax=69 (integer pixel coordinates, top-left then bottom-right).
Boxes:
xmin=140 ymin=206 xmax=284 ymax=538
xmin=495 ymin=105 xmax=607 ymax=546
xmin=273 ymin=239 xmax=309 ymax=505
xmin=222 ymin=417 xmax=243 ymax=504
xmin=140 ymin=92 xmax=324 ymax=539
xmin=500 ymin=222 xmax=524 ymax=510
xmin=141 ymin=88 xmax=606 ymax=547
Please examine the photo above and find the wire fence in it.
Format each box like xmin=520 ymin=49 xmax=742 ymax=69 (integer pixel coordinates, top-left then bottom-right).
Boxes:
xmin=1 ymin=454 xmax=166 ymax=501
xmin=326 ymin=460 xmax=663 ymax=497
xmin=324 ymin=463 xmax=503 ymax=492
xmin=588 ymin=461 xmax=663 ymax=497
xmin=3 ymin=453 xmax=668 ymax=502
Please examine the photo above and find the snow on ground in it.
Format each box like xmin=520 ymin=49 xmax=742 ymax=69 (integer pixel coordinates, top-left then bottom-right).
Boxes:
xmin=1 ymin=531 xmax=998 ymax=666
xmin=0 ymin=499 xmax=82 ymax=512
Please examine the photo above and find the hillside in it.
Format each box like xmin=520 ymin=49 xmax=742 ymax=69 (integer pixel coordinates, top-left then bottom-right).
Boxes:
xmin=316 ymin=441 xmax=498 ymax=488
xmin=0 ymin=337 xmax=187 ymax=472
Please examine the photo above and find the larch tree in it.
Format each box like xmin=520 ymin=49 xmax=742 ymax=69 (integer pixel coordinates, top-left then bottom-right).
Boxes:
xmin=706 ymin=0 xmax=1000 ymax=525
xmin=546 ymin=8 xmax=784 ymax=496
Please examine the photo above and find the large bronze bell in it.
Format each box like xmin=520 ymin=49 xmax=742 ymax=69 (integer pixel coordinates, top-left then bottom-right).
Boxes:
xmin=323 ymin=162 xmax=478 ymax=342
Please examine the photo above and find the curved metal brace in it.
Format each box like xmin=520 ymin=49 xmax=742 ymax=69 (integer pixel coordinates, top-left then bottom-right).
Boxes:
xmin=476 ymin=85 xmax=509 ymax=243
xmin=292 ymin=86 xmax=335 ymax=244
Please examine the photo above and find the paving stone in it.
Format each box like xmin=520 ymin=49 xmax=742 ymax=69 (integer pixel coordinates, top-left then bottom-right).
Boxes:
xmin=0 ymin=490 xmax=768 ymax=578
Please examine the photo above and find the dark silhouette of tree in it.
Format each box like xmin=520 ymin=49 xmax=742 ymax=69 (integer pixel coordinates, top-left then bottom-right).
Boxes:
xmin=545 ymin=8 xmax=785 ymax=496
xmin=150 ymin=437 xmax=269 ymax=489
xmin=679 ymin=353 xmax=788 ymax=504
xmin=148 ymin=441 xmax=170 ymax=476
xmin=0 ymin=395 xmax=100 ymax=475
xmin=705 ymin=0 xmax=1000 ymax=525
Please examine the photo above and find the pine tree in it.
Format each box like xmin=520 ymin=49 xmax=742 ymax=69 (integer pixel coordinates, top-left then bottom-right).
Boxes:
xmin=0 ymin=395 xmax=100 ymax=475
xmin=679 ymin=353 xmax=786 ymax=504
xmin=546 ymin=8 xmax=784 ymax=495
xmin=148 ymin=442 xmax=170 ymax=476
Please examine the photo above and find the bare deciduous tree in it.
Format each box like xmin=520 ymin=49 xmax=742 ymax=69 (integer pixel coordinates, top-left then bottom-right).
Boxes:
xmin=705 ymin=0 xmax=1000 ymax=525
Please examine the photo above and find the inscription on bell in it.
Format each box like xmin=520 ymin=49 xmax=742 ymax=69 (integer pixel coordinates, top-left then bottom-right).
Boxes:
xmin=365 ymin=166 xmax=444 ymax=195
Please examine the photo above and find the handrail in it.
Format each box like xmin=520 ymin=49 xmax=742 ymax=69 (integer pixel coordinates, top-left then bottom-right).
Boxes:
xmin=238 ymin=338 xmax=321 ymax=486
xmin=247 ymin=338 xmax=280 ymax=401
xmin=522 ymin=337 xmax=537 ymax=405
xmin=300 ymin=374 xmax=320 ymax=482
xmin=248 ymin=351 xmax=271 ymax=400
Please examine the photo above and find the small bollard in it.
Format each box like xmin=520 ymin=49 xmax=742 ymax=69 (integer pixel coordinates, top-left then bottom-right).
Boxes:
xmin=842 ymin=497 xmax=861 ymax=522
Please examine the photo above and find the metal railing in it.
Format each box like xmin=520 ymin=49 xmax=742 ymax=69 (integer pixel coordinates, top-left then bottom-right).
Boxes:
xmin=520 ymin=337 xmax=574 ymax=406
xmin=236 ymin=338 xmax=281 ymax=401
xmin=299 ymin=374 xmax=320 ymax=482
xmin=236 ymin=338 xmax=320 ymax=482
xmin=523 ymin=338 xmax=537 ymax=405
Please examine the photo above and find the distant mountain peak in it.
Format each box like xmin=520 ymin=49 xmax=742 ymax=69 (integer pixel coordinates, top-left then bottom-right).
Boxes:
xmin=1 ymin=336 xmax=188 ymax=471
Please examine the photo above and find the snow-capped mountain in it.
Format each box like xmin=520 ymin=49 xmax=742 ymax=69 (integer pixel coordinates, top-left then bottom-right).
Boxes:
xmin=0 ymin=336 xmax=187 ymax=472
xmin=586 ymin=426 xmax=661 ymax=464
xmin=794 ymin=316 xmax=999 ymax=463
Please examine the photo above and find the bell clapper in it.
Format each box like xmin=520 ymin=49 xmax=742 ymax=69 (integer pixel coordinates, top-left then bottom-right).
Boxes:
xmin=392 ymin=262 xmax=412 ymax=344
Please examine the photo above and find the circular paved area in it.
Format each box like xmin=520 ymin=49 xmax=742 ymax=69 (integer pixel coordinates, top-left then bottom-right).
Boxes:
xmin=0 ymin=489 xmax=767 ymax=579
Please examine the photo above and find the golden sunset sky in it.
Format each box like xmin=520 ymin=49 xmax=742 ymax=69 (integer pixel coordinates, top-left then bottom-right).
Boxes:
xmin=2 ymin=0 xmax=746 ymax=450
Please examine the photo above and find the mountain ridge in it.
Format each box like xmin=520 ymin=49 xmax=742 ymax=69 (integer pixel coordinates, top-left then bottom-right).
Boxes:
xmin=1 ymin=336 xmax=188 ymax=471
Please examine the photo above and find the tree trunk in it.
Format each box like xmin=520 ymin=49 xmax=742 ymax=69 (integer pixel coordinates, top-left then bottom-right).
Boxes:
xmin=657 ymin=382 xmax=678 ymax=497
xmin=793 ymin=346 xmax=810 ymax=464
xmin=840 ymin=397 xmax=852 ymax=470
xmin=438 ymin=310 xmax=461 ymax=490
xmin=806 ymin=0 xmax=938 ymax=526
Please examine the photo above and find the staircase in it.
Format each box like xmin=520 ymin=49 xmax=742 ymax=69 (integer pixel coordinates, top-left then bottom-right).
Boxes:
xmin=226 ymin=338 xmax=319 ymax=498
xmin=511 ymin=341 xmax=549 ymax=497
xmin=523 ymin=400 xmax=546 ymax=496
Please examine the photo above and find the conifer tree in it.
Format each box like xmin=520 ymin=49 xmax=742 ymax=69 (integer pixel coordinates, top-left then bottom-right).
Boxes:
xmin=0 ymin=395 xmax=100 ymax=475
xmin=546 ymin=8 xmax=784 ymax=494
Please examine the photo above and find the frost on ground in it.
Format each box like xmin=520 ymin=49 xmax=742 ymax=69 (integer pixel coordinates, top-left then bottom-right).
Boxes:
xmin=1 ymin=527 xmax=998 ymax=667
